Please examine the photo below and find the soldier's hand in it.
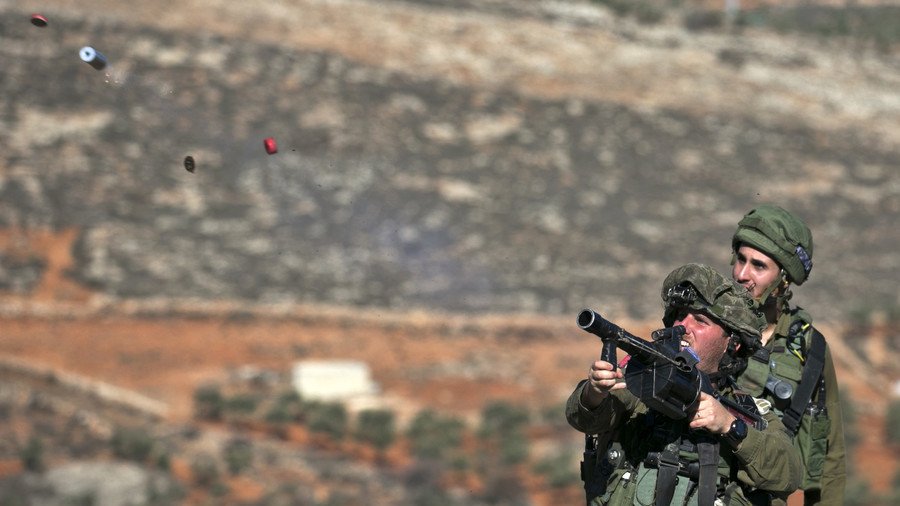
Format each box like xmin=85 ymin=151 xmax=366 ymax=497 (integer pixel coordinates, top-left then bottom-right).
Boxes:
xmin=688 ymin=392 xmax=736 ymax=434
xmin=581 ymin=360 xmax=625 ymax=409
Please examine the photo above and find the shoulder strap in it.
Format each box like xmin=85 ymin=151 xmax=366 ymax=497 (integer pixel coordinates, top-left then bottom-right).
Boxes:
xmin=696 ymin=441 xmax=719 ymax=506
xmin=654 ymin=444 xmax=680 ymax=506
xmin=782 ymin=328 xmax=826 ymax=435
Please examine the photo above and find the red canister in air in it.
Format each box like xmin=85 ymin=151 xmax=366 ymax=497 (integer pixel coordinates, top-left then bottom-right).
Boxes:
xmin=263 ymin=137 xmax=278 ymax=155
xmin=30 ymin=14 xmax=49 ymax=27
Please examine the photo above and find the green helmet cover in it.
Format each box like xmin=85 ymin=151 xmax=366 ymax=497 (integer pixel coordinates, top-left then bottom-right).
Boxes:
xmin=732 ymin=205 xmax=813 ymax=285
xmin=661 ymin=263 xmax=764 ymax=345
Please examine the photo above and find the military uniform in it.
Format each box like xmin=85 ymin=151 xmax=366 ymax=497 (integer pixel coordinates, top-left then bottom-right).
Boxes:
xmin=568 ymin=263 xmax=802 ymax=505
xmin=736 ymin=308 xmax=846 ymax=506
xmin=567 ymin=381 xmax=801 ymax=505
xmin=730 ymin=205 xmax=846 ymax=505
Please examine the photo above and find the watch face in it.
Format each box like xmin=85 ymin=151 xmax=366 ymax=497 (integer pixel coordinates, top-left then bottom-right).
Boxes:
xmin=730 ymin=418 xmax=748 ymax=441
xmin=723 ymin=418 xmax=748 ymax=448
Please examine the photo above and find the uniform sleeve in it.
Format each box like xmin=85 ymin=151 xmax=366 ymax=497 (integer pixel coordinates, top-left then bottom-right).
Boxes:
xmin=814 ymin=346 xmax=847 ymax=505
xmin=565 ymin=380 xmax=637 ymax=434
xmin=732 ymin=409 xmax=802 ymax=495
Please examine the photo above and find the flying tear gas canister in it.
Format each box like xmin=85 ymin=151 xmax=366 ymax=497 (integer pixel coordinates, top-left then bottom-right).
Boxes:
xmin=263 ymin=137 xmax=278 ymax=155
xmin=30 ymin=14 xmax=49 ymax=27
xmin=79 ymin=46 xmax=107 ymax=70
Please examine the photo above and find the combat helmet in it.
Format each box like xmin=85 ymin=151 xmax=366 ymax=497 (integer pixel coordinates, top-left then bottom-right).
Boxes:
xmin=661 ymin=263 xmax=764 ymax=357
xmin=732 ymin=205 xmax=814 ymax=286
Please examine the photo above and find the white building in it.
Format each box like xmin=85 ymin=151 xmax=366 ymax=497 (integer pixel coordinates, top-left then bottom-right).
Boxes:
xmin=291 ymin=360 xmax=379 ymax=401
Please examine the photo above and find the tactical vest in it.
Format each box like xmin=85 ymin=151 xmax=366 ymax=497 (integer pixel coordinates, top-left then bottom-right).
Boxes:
xmin=584 ymin=398 xmax=770 ymax=506
xmin=736 ymin=308 xmax=829 ymax=490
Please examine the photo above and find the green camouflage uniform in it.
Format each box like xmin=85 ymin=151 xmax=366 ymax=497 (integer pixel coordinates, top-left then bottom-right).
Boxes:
xmin=568 ymin=264 xmax=802 ymax=505
xmin=736 ymin=308 xmax=846 ymax=505
xmin=566 ymin=381 xmax=801 ymax=505
xmin=731 ymin=205 xmax=846 ymax=505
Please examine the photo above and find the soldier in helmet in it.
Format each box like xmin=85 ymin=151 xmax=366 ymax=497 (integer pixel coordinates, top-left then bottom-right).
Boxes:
xmin=730 ymin=205 xmax=846 ymax=505
xmin=567 ymin=263 xmax=801 ymax=505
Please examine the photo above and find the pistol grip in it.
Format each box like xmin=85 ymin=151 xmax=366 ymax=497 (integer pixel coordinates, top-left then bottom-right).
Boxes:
xmin=601 ymin=339 xmax=618 ymax=372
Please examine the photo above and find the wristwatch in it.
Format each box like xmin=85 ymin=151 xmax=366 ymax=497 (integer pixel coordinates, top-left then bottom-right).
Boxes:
xmin=722 ymin=417 xmax=748 ymax=449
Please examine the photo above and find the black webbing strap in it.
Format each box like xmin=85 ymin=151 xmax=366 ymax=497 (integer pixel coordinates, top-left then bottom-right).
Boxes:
xmin=782 ymin=328 xmax=826 ymax=435
xmin=655 ymin=445 xmax=680 ymax=506
xmin=697 ymin=442 xmax=719 ymax=506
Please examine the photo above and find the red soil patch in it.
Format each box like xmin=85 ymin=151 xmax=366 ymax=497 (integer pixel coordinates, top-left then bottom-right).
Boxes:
xmin=0 ymin=314 xmax=597 ymax=422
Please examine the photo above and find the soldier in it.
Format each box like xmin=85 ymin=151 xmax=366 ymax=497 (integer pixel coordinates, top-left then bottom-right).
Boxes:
xmin=730 ymin=205 xmax=846 ymax=505
xmin=567 ymin=263 xmax=801 ymax=505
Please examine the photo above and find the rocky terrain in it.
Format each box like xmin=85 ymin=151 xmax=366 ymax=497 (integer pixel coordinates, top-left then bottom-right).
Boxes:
xmin=0 ymin=0 xmax=897 ymax=321
xmin=0 ymin=0 xmax=898 ymax=504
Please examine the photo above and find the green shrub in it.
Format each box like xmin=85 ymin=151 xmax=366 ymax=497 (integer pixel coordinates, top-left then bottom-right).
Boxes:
xmin=190 ymin=453 xmax=219 ymax=487
xmin=591 ymin=0 xmax=665 ymax=25
xmin=407 ymin=410 xmax=465 ymax=461
xmin=844 ymin=478 xmax=873 ymax=506
xmin=265 ymin=403 xmax=296 ymax=424
xmin=402 ymin=462 xmax=459 ymax=506
xmin=224 ymin=393 xmax=260 ymax=415
xmin=478 ymin=401 xmax=529 ymax=439
xmin=307 ymin=401 xmax=348 ymax=440
xmin=741 ymin=5 xmax=900 ymax=49
xmin=840 ymin=396 xmax=861 ymax=455
xmin=886 ymin=399 xmax=900 ymax=445
xmin=155 ymin=450 xmax=171 ymax=471
xmin=19 ymin=436 xmax=44 ymax=472
xmin=534 ymin=450 xmax=580 ymax=488
xmin=538 ymin=402 xmax=571 ymax=433
xmin=210 ymin=481 xmax=230 ymax=498
xmin=478 ymin=468 xmax=529 ymax=505
xmin=889 ymin=469 xmax=900 ymax=506
xmin=61 ymin=492 xmax=96 ymax=506
xmin=591 ymin=0 xmax=631 ymax=17
xmin=265 ymin=390 xmax=304 ymax=424
xmin=193 ymin=385 xmax=224 ymax=421
xmin=111 ymin=426 xmax=155 ymax=463
xmin=223 ymin=437 xmax=254 ymax=475
xmin=355 ymin=408 xmax=397 ymax=452
xmin=146 ymin=476 xmax=186 ymax=505
xmin=478 ymin=401 xmax=530 ymax=465
xmin=633 ymin=2 xmax=665 ymax=25
xmin=683 ymin=9 xmax=723 ymax=32
xmin=499 ymin=432 xmax=530 ymax=465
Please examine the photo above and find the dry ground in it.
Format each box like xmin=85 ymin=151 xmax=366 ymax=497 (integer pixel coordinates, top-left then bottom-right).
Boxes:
xmin=0 ymin=311 xmax=598 ymax=423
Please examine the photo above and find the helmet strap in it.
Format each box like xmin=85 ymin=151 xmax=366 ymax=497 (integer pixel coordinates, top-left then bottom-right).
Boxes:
xmin=716 ymin=333 xmax=745 ymax=378
xmin=758 ymin=270 xmax=789 ymax=308
xmin=726 ymin=333 xmax=741 ymax=355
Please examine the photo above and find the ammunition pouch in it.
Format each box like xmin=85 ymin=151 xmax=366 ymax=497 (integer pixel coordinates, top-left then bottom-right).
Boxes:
xmin=797 ymin=405 xmax=830 ymax=490
xmin=738 ymin=347 xmax=770 ymax=397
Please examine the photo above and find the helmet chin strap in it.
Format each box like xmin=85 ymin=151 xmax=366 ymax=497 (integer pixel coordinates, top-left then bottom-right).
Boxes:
xmin=717 ymin=333 xmax=745 ymax=379
xmin=758 ymin=270 xmax=790 ymax=309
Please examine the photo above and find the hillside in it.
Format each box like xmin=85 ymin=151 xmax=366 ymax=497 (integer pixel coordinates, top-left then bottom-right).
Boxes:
xmin=0 ymin=0 xmax=898 ymax=504
xmin=1 ymin=0 xmax=897 ymax=320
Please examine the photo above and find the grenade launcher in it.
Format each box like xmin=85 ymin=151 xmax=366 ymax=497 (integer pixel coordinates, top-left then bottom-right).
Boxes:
xmin=577 ymin=308 xmax=763 ymax=425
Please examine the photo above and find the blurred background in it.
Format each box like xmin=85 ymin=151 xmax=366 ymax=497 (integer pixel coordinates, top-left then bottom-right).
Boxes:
xmin=0 ymin=0 xmax=898 ymax=504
